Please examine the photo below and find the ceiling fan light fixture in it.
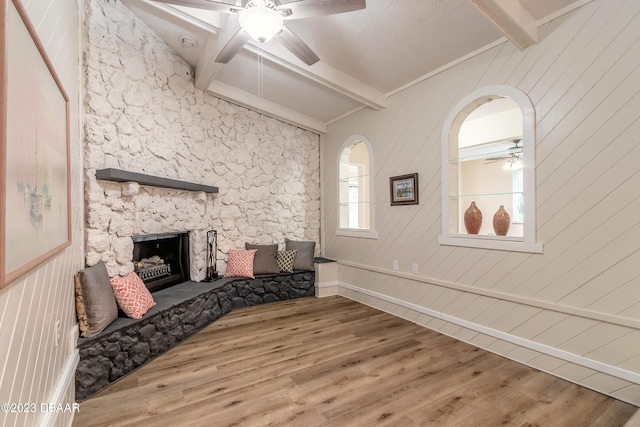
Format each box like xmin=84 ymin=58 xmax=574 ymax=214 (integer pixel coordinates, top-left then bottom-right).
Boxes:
xmin=503 ymin=157 xmax=523 ymax=170
xmin=239 ymin=1 xmax=283 ymax=43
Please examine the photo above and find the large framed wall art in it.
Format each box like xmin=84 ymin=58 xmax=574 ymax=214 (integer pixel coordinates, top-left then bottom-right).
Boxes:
xmin=0 ymin=0 xmax=71 ymax=288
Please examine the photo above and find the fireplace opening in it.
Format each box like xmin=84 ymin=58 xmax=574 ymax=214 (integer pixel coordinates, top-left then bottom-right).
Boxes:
xmin=132 ymin=232 xmax=190 ymax=292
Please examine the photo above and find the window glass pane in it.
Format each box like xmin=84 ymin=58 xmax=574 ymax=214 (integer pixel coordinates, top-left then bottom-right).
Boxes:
xmin=339 ymin=141 xmax=370 ymax=230
xmin=453 ymin=97 xmax=523 ymax=238
xmin=512 ymin=168 xmax=524 ymax=223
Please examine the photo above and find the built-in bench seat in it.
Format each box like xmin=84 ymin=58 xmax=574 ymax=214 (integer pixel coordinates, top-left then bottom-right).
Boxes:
xmin=75 ymin=271 xmax=316 ymax=402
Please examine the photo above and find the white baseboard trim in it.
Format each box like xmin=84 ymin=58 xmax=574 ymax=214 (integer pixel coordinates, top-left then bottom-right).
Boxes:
xmin=315 ymin=281 xmax=339 ymax=297
xmin=338 ymin=281 xmax=640 ymax=385
xmin=39 ymin=348 xmax=79 ymax=427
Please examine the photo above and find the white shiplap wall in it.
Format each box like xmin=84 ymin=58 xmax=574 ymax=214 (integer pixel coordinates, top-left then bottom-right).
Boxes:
xmin=322 ymin=0 xmax=640 ymax=405
xmin=0 ymin=0 xmax=82 ymax=426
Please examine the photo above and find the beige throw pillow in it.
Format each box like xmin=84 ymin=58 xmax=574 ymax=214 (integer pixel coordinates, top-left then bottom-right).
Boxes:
xmin=77 ymin=261 xmax=118 ymax=337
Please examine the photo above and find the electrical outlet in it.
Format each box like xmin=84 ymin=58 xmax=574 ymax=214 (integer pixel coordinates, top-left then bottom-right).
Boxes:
xmin=412 ymin=263 xmax=418 ymax=274
xmin=55 ymin=320 xmax=61 ymax=347
xmin=393 ymin=260 xmax=399 ymax=271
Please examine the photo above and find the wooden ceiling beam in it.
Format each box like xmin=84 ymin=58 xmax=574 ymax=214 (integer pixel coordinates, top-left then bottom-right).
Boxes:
xmin=208 ymin=80 xmax=328 ymax=134
xmin=240 ymin=43 xmax=388 ymax=111
xmin=194 ymin=15 xmax=239 ymax=90
xmin=196 ymin=33 xmax=388 ymax=112
xmin=469 ymin=0 xmax=538 ymax=50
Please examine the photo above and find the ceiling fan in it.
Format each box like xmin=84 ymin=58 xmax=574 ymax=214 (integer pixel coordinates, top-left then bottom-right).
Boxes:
xmin=152 ymin=0 xmax=366 ymax=65
xmin=484 ymin=139 xmax=523 ymax=164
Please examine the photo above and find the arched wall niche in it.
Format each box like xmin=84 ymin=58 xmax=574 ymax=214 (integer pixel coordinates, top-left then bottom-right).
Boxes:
xmin=439 ymin=85 xmax=542 ymax=253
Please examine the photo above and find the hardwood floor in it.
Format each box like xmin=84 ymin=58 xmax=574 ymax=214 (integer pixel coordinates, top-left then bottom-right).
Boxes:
xmin=73 ymin=296 xmax=637 ymax=426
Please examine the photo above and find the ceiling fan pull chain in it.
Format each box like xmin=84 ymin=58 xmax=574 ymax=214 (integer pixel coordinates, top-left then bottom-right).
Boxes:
xmin=258 ymin=44 xmax=264 ymax=117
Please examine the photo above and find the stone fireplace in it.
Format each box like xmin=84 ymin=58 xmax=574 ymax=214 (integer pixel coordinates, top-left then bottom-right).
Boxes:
xmin=84 ymin=178 xmax=213 ymax=282
xmin=132 ymin=232 xmax=190 ymax=292
xmin=83 ymin=0 xmax=321 ymax=283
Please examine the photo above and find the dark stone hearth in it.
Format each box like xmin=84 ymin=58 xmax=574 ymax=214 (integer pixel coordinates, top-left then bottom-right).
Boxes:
xmin=102 ymin=342 xmax=121 ymax=358
xmin=149 ymin=332 xmax=169 ymax=356
xmin=75 ymin=271 xmax=315 ymax=402
xmin=138 ymin=324 xmax=156 ymax=341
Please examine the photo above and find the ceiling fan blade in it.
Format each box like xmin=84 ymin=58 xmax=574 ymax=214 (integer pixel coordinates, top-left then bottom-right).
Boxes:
xmin=275 ymin=26 xmax=320 ymax=65
xmin=485 ymin=157 xmax=510 ymax=163
xmin=215 ymin=27 xmax=251 ymax=63
xmin=277 ymin=0 xmax=365 ymax=20
xmin=152 ymin=0 xmax=242 ymax=14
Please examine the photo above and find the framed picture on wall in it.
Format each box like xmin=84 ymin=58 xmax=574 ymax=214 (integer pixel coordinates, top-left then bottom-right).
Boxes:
xmin=0 ymin=0 xmax=71 ymax=288
xmin=390 ymin=173 xmax=419 ymax=206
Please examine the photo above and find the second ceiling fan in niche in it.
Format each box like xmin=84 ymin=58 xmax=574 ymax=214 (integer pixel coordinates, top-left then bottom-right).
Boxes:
xmin=484 ymin=139 xmax=523 ymax=170
xmin=152 ymin=0 xmax=366 ymax=65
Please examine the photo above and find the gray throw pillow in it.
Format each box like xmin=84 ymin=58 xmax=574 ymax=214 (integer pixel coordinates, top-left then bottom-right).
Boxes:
xmin=245 ymin=243 xmax=280 ymax=274
xmin=77 ymin=261 xmax=118 ymax=337
xmin=285 ymin=239 xmax=316 ymax=271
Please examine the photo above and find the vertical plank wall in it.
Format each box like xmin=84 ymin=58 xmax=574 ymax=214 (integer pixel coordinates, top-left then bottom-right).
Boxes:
xmin=0 ymin=0 xmax=82 ymax=426
xmin=322 ymin=0 xmax=640 ymax=405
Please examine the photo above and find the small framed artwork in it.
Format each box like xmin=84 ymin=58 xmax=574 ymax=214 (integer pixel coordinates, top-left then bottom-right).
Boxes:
xmin=1 ymin=0 xmax=72 ymax=288
xmin=390 ymin=173 xmax=419 ymax=206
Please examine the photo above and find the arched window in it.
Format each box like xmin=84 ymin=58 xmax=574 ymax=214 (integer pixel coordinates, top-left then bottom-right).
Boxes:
xmin=439 ymin=86 xmax=542 ymax=253
xmin=337 ymin=136 xmax=377 ymax=239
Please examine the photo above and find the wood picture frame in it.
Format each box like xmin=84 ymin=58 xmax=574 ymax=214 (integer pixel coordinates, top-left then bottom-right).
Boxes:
xmin=390 ymin=173 xmax=419 ymax=206
xmin=0 ymin=0 xmax=71 ymax=288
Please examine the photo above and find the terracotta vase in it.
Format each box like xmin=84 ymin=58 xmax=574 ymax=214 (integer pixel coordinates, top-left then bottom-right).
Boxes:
xmin=464 ymin=201 xmax=482 ymax=234
xmin=493 ymin=205 xmax=510 ymax=236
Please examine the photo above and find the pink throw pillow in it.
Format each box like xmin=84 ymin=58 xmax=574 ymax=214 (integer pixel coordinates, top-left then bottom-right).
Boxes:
xmin=225 ymin=249 xmax=257 ymax=279
xmin=110 ymin=272 xmax=156 ymax=319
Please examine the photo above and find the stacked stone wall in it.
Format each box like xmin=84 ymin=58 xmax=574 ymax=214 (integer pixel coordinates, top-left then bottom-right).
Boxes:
xmin=83 ymin=0 xmax=320 ymax=280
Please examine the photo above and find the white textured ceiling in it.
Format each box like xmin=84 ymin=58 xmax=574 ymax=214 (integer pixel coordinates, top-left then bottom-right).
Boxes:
xmin=121 ymin=0 xmax=591 ymax=133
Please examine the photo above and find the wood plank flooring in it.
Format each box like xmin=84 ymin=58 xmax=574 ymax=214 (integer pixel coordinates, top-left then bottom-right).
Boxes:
xmin=73 ymin=296 xmax=637 ymax=426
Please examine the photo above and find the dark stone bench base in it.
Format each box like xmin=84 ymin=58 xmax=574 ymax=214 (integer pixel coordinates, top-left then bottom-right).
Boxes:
xmin=75 ymin=271 xmax=315 ymax=402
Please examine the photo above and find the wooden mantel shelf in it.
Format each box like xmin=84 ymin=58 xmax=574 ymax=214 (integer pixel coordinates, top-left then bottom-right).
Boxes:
xmin=95 ymin=168 xmax=218 ymax=194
